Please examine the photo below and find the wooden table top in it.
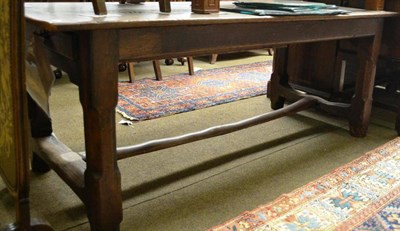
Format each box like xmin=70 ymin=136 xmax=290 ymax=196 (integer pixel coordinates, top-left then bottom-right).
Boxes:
xmin=25 ymin=2 xmax=398 ymax=31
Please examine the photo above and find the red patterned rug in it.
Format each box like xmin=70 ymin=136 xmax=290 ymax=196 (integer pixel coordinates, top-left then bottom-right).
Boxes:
xmin=208 ymin=137 xmax=400 ymax=231
xmin=117 ymin=61 xmax=272 ymax=121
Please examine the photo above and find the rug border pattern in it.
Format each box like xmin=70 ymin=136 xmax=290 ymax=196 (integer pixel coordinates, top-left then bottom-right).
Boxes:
xmin=208 ymin=137 xmax=400 ymax=231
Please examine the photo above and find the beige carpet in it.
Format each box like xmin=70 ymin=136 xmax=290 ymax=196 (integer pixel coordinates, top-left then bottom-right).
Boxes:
xmin=0 ymin=50 xmax=398 ymax=230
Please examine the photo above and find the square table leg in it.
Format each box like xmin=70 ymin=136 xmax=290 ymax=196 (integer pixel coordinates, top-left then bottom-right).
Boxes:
xmin=267 ymin=47 xmax=289 ymax=110
xmin=349 ymin=21 xmax=383 ymax=137
xmin=78 ymin=29 xmax=122 ymax=230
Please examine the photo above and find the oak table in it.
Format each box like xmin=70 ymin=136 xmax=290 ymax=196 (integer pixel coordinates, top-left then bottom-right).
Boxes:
xmin=24 ymin=2 xmax=397 ymax=230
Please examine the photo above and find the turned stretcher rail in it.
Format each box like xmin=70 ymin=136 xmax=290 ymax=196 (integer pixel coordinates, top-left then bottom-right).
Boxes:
xmin=277 ymin=85 xmax=352 ymax=116
xmin=116 ymin=97 xmax=317 ymax=160
xmin=38 ymin=96 xmax=319 ymax=196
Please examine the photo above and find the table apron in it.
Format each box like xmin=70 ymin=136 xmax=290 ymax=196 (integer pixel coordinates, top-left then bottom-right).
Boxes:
xmin=119 ymin=18 xmax=383 ymax=61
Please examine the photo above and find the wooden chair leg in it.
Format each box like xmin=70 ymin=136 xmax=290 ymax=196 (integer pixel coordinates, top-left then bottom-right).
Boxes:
xmin=159 ymin=0 xmax=171 ymax=12
xmin=127 ymin=58 xmax=192 ymax=82
xmin=209 ymin=54 xmax=218 ymax=64
xmin=396 ymin=107 xmax=400 ymax=135
xmin=152 ymin=60 xmax=162 ymax=81
xmin=127 ymin=62 xmax=135 ymax=83
xmin=92 ymin=0 xmax=107 ymax=15
xmin=187 ymin=57 xmax=194 ymax=75
xmin=267 ymin=48 xmax=273 ymax=56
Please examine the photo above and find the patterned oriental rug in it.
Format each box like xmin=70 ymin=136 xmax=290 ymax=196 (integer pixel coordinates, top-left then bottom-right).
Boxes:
xmin=117 ymin=61 xmax=272 ymax=121
xmin=208 ymin=138 xmax=400 ymax=231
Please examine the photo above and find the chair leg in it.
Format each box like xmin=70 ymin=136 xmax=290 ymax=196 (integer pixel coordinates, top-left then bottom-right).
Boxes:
xmin=267 ymin=48 xmax=273 ymax=56
xmin=127 ymin=62 xmax=135 ymax=83
xmin=187 ymin=57 xmax=194 ymax=75
xmin=209 ymin=54 xmax=218 ymax=64
xmin=152 ymin=60 xmax=162 ymax=81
